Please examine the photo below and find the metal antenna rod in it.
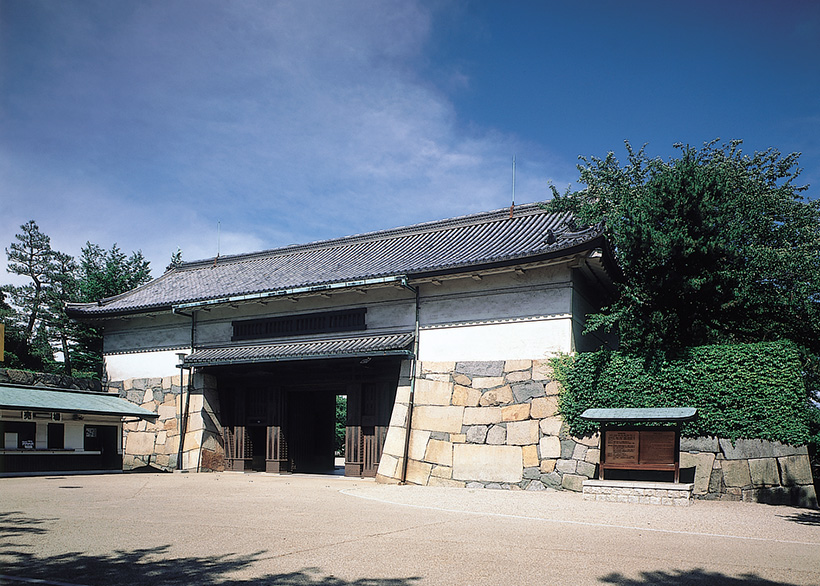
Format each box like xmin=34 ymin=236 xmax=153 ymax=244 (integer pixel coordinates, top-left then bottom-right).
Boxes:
xmin=510 ymin=156 xmax=516 ymax=219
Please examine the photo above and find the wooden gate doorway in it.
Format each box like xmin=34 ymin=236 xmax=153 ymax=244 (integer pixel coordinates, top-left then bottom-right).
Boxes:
xmin=212 ymin=356 xmax=402 ymax=477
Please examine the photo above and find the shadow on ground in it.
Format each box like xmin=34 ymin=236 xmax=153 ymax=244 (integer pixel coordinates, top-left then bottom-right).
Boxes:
xmin=777 ymin=510 xmax=820 ymax=526
xmin=0 ymin=512 xmax=420 ymax=586
xmin=600 ymin=569 xmax=806 ymax=586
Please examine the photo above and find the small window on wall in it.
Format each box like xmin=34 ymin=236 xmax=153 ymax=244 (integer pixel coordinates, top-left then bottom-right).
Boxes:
xmin=48 ymin=423 xmax=65 ymax=449
xmin=1 ymin=421 xmax=36 ymax=449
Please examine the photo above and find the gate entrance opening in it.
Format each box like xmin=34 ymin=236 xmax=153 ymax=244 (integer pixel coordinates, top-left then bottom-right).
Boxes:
xmin=211 ymin=356 xmax=402 ymax=477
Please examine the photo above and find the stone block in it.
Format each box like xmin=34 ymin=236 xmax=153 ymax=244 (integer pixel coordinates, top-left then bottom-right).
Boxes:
xmin=531 ymin=361 xmax=554 ymax=380
xmin=472 ymin=376 xmax=506 ymax=389
xmin=452 ymin=444 xmax=523 ymax=483
xmin=778 ymin=455 xmax=814 ymax=486
xmin=430 ymin=464 xmax=453 ymax=479
xmin=479 ymin=386 xmax=514 ymax=406
xmin=451 ymin=433 xmax=466 ymax=443
xmin=576 ymin=460 xmax=596 ymax=478
xmin=389 ymin=403 xmax=408 ymax=428
xmin=157 ymin=404 xmax=177 ymax=421
xmin=422 ymin=361 xmax=456 ymax=374
xmin=522 ymin=444 xmax=539 ymax=468
xmin=523 ymin=466 xmax=541 ymax=480
xmin=381 ymin=425 xmax=406 ymax=457
xmin=585 ymin=448 xmax=600 ymax=465
xmin=539 ymin=436 xmax=561 ymax=459
xmin=540 ymin=459 xmax=556 ymax=473
xmin=719 ymin=438 xmax=807 ymax=460
xmin=530 ymin=396 xmax=556 ymax=419
xmin=556 ymin=459 xmax=577 ymax=474
xmin=455 ymin=361 xmax=505 ymax=377
xmin=543 ymin=380 xmax=561 ymax=396
xmin=561 ymin=474 xmax=585 ymax=492
xmin=574 ymin=433 xmax=600 ymax=448
xmin=126 ymin=432 xmax=156 ymax=456
xmin=505 ymin=370 xmax=532 ymax=383
xmin=541 ymin=471 xmax=562 ymax=489
xmin=680 ymin=436 xmax=719 ymax=453
xmin=502 ymin=403 xmax=530 ymax=422
xmin=466 ymin=425 xmax=488 ymax=444
xmin=680 ymin=451 xmax=716 ymax=495
xmin=749 ymin=458 xmax=780 ymax=487
xmin=526 ymin=480 xmax=547 ymax=491
xmin=504 ymin=360 xmax=532 ymax=372
xmin=395 ymin=384 xmax=411 ymax=403
xmin=452 ymin=385 xmax=481 ymax=407
xmin=405 ymin=459 xmax=433 ymax=485
xmin=414 ymin=378 xmax=453 ymax=406
xmin=463 ymin=406 xmax=502 ymax=425
xmin=486 ymin=425 xmax=507 ymax=445
xmin=540 ymin=417 xmax=562 ymax=436
xmin=412 ymin=406 xmax=464 ymax=433
xmin=143 ymin=389 xmax=154 ymax=403
xmin=506 ymin=420 xmax=540 ymax=445
xmin=560 ymin=439 xmax=577 ymax=460
xmin=722 ymin=459 xmax=751 ymax=488
xmin=511 ymin=380 xmax=545 ymax=403
xmin=408 ymin=430 xmax=431 ymax=461
xmin=425 ymin=374 xmax=451 ymax=382
xmin=424 ymin=439 xmax=453 ymax=466
xmin=453 ymin=373 xmax=471 ymax=386
xmin=428 ymin=476 xmax=465 ymax=488
xmin=377 ymin=454 xmax=400 ymax=479
xmin=572 ymin=443 xmax=588 ymax=461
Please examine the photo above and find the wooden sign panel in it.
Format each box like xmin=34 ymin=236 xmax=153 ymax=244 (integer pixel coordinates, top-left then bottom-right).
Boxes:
xmin=639 ymin=430 xmax=676 ymax=464
xmin=604 ymin=430 xmax=639 ymax=464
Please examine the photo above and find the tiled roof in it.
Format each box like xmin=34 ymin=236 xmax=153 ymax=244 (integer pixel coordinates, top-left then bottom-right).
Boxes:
xmin=67 ymin=203 xmax=604 ymax=317
xmin=0 ymin=384 xmax=158 ymax=421
xmin=184 ymin=333 xmax=414 ymax=366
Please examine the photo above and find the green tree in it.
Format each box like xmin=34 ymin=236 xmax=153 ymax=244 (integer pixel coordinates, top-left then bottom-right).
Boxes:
xmin=72 ymin=242 xmax=153 ymax=376
xmin=168 ymin=248 xmax=183 ymax=271
xmin=545 ymin=140 xmax=820 ymax=356
xmin=42 ymin=251 xmax=79 ymax=375
xmin=4 ymin=220 xmax=54 ymax=341
xmin=78 ymin=243 xmax=151 ymax=302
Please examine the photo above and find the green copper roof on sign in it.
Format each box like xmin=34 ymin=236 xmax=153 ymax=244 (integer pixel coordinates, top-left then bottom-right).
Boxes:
xmin=0 ymin=384 xmax=158 ymax=421
xmin=580 ymin=408 xmax=698 ymax=422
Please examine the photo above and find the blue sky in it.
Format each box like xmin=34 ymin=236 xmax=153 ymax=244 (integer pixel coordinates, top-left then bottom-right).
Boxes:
xmin=2 ymin=0 xmax=819 ymax=283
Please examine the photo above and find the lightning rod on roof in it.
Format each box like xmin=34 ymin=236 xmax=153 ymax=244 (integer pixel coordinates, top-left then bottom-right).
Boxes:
xmin=510 ymin=156 xmax=516 ymax=219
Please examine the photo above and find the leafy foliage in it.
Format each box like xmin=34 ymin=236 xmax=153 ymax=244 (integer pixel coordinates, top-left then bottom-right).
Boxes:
xmin=544 ymin=140 xmax=820 ymax=356
xmin=335 ymin=395 xmax=347 ymax=456
xmin=2 ymin=223 xmax=155 ymax=376
xmin=555 ymin=342 xmax=811 ymax=446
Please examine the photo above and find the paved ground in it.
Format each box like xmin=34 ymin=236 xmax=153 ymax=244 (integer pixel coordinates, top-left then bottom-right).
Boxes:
xmin=1 ymin=472 xmax=819 ymax=586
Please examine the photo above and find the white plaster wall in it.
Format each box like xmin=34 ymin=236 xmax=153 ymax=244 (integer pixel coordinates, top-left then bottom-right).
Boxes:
xmin=64 ymin=422 xmax=85 ymax=450
xmin=105 ymin=348 xmax=191 ymax=381
xmin=417 ymin=317 xmax=572 ymax=362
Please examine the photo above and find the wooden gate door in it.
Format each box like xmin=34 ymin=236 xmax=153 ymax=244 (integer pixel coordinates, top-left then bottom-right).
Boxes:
xmin=345 ymin=382 xmax=396 ymax=477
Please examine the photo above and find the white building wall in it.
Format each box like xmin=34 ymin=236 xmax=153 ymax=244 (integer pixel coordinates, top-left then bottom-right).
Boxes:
xmin=418 ymin=317 xmax=572 ymax=362
xmin=105 ymin=348 xmax=190 ymax=381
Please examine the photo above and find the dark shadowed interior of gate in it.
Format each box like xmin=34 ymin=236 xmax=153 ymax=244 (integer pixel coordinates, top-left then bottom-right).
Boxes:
xmin=208 ymin=356 xmax=401 ymax=476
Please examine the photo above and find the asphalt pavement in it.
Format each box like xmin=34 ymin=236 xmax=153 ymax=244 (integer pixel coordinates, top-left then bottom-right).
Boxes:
xmin=1 ymin=472 xmax=818 ymax=585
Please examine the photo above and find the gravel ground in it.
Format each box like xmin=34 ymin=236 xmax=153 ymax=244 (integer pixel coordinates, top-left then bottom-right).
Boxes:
xmin=1 ymin=472 xmax=819 ymax=585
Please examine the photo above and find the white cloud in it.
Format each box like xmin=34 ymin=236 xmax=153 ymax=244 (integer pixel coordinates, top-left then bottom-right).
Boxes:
xmin=0 ymin=0 xmax=575 ymax=290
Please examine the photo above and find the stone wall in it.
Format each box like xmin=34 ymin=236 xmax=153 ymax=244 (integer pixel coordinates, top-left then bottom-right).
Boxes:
xmin=110 ymin=371 xmax=224 ymax=472
xmin=0 ymin=367 xmax=102 ymax=391
xmin=375 ymin=359 xmax=818 ymax=509
xmin=680 ymin=437 xmax=817 ymax=508
xmin=376 ymin=359 xmax=600 ymax=491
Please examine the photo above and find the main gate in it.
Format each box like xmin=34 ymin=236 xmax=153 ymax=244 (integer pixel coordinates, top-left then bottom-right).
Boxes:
xmin=214 ymin=357 xmax=401 ymax=476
